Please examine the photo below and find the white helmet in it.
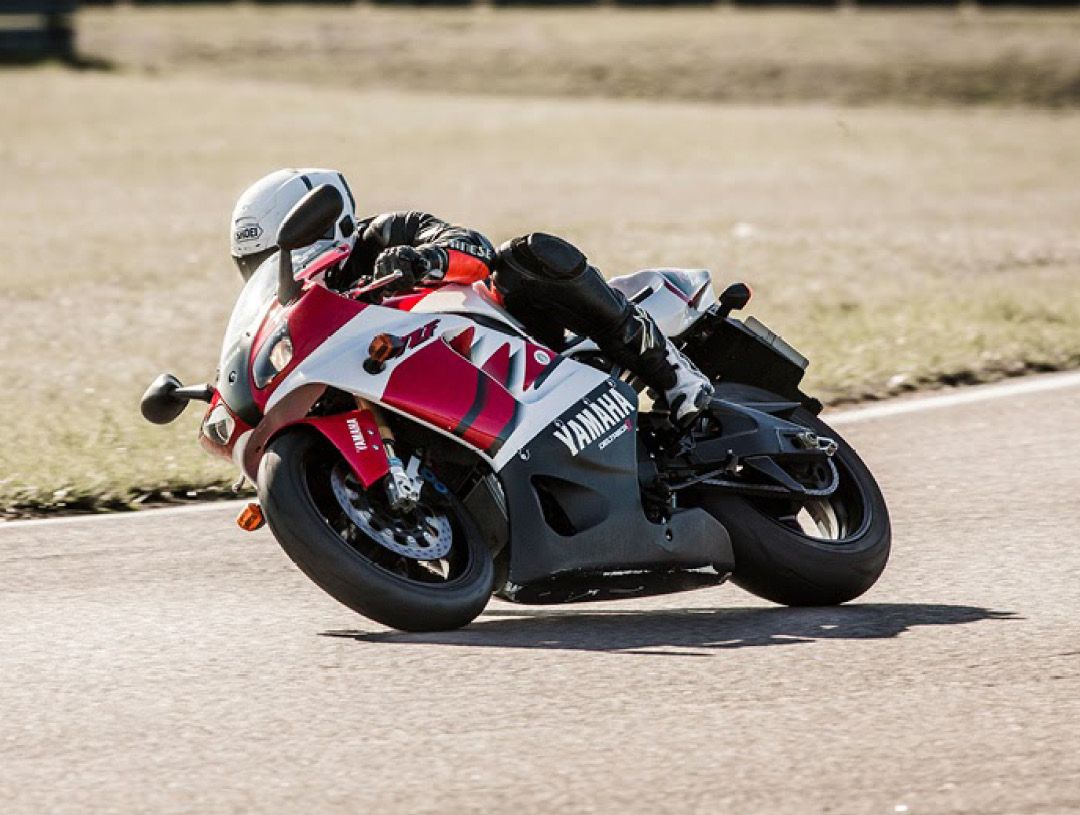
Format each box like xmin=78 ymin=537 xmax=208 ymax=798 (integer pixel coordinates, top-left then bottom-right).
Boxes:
xmin=230 ymin=168 xmax=356 ymax=280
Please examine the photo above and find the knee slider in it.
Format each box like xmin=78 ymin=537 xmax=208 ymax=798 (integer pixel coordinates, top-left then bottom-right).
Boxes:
xmin=497 ymin=233 xmax=588 ymax=282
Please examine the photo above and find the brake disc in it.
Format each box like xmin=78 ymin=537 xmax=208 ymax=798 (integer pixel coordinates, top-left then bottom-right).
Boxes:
xmin=330 ymin=466 xmax=453 ymax=560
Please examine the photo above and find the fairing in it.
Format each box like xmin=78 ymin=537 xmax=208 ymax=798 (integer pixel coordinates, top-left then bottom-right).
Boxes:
xmin=211 ymin=259 xmax=724 ymax=484
xmin=218 ymin=242 xmax=345 ymax=376
xmin=266 ymin=284 xmax=611 ymax=472
xmin=256 ymin=270 xmax=720 ymax=475
xmin=217 ymin=243 xmax=353 ymax=426
xmin=497 ymin=378 xmax=734 ymax=587
xmin=608 ymin=268 xmax=716 ymax=338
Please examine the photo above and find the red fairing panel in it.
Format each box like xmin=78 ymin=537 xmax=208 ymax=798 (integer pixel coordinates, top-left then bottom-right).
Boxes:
xmin=481 ymin=342 xmax=512 ymax=387
xmin=252 ymin=285 xmax=367 ymax=412
xmin=383 ymin=340 xmax=519 ymax=456
xmin=304 ymin=409 xmax=390 ymax=488
xmin=298 ymin=245 xmax=351 ymax=282
xmin=447 ymin=326 xmax=476 ymax=358
xmin=383 ymin=288 xmax=437 ymax=312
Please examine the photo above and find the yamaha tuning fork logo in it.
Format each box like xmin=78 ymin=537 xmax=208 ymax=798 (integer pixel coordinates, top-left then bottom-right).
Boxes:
xmin=552 ymin=387 xmax=636 ymax=457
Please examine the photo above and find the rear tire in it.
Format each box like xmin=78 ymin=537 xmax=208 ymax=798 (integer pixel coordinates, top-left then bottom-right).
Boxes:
xmin=692 ymin=389 xmax=891 ymax=606
xmin=258 ymin=430 xmax=494 ymax=631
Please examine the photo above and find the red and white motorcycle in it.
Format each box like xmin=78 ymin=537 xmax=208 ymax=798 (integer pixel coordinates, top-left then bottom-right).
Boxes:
xmin=143 ymin=185 xmax=890 ymax=631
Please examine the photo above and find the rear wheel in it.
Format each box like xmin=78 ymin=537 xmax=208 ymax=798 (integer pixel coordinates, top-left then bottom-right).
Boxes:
xmin=258 ymin=430 xmax=493 ymax=631
xmin=691 ymin=388 xmax=891 ymax=606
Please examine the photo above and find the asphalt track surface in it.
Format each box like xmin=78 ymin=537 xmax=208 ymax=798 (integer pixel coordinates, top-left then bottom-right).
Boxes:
xmin=4 ymin=374 xmax=1080 ymax=814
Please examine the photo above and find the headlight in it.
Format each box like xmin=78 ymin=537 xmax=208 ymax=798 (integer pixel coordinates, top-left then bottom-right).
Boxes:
xmin=253 ymin=324 xmax=294 ymax=389
xmin=269 ymin=334 xmax=294 ymax=371
xmin=203 ymin=404 xmax=236 ymax=446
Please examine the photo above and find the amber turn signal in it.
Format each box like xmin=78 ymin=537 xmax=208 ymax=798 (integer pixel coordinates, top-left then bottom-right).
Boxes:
xmin=236 ymin=502 xmax=266 ymax=532
xmin=365 ymin=333 xmax=406 ymax=374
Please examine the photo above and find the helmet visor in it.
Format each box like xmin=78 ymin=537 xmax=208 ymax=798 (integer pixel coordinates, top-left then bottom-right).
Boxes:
xmin=234 ymin=247 xmax=277 ymax=282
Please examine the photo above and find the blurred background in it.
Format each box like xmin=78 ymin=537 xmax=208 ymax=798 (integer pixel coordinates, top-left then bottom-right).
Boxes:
xmin=2 ymin=0 xmax=1079 ymax=516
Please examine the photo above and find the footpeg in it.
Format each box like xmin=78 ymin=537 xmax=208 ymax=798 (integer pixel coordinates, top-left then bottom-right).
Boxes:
xmin=794 ymin=430 xmax=838 ymax=457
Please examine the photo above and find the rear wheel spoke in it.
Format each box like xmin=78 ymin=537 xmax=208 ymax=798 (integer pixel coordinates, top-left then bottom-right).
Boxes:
xmin=740 ymin=432 xmax=867 ymax=545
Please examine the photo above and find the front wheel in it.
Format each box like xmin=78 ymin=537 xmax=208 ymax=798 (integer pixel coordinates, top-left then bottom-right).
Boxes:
xmin=258 ymin=430 xmax=494 ymax=631
xmin=690 ymin=393 xmax=891 ymax=606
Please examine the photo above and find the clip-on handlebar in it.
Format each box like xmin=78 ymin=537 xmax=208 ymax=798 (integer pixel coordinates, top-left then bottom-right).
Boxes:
xmin=345 ymin=271 xmax=405 ymax=303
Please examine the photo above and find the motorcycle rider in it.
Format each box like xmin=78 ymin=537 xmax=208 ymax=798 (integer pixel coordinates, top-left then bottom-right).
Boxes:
xmin=230 ymin=168 xmax=713 ymax=423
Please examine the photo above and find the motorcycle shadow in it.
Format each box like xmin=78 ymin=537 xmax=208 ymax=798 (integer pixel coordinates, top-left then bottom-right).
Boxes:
xmin=321 ymin=603 xmax=1017 ymax=655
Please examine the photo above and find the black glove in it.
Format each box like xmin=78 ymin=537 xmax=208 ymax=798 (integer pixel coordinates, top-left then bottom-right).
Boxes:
xmin=373 ymin=246 xmax=429 ymax=293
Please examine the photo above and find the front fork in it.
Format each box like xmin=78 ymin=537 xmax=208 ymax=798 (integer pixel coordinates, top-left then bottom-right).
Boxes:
xmin=357 ymin=398 xmax=424 ymax=512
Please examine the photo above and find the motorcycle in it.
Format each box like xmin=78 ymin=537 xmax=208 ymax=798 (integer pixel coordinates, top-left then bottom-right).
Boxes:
xmin=142 ymin=185 xmax=890 ymax=631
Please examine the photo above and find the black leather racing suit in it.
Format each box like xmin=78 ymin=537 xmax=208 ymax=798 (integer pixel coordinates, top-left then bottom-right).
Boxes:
xmin=333 ymin=211 xmax=496 ymax=289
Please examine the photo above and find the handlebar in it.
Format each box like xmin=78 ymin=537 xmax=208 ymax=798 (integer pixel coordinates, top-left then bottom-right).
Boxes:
xmin=345 ymin=271 xmax=405 ymax=302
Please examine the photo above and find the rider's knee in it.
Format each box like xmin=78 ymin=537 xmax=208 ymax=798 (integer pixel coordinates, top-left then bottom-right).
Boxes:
xmin=495 ymin=233 xmax=588 ymax=287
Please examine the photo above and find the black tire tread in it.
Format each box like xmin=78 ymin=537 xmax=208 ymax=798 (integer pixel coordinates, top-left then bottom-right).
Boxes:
xmin=696 ymin=389 xmax=891 ymax=606
xmin=258 ymin=430 xmax=493 ymax=631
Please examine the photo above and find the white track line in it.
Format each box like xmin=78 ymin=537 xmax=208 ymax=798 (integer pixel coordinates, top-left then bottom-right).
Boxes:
xmin=824 ymin=370 xmax=1080 ymax=426
xmin=6 ymin=370 xmax=1080 ymax=531
xmin=0 ymin=500 xmax=249 ymax=531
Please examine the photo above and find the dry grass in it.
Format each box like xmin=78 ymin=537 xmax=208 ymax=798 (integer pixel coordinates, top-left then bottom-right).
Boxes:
xmin=78 ymin=5 xmax=1080 ymax=107
xmin=3 ymin=60 xmax=1080 ymax=514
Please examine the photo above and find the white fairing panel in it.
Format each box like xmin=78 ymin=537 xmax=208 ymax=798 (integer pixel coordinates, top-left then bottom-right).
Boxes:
xmin=267 ymin=285 xmax=610 ymax=472
xmin=409 ymin=282 xmax=529 ymax=333
xmin=609 ymin=268 xmax=716 ymax=338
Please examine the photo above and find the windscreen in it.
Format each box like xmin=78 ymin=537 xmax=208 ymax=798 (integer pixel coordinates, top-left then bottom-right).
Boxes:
xmin=219 ymin=253 xmax=278 ymax=373
xmin=217 ymin=240 xmax=337 ymax=372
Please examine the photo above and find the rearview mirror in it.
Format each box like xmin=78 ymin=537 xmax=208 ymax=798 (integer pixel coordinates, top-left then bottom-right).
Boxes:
xmin=276 ymin=184 xmax=344 ymax=304
xmin=141 ymin=373 xmax=186 ymax=425
xmin=277 ymin=184 xmax=344 ymax=252
xmin=718 ymin=282 xmax=752 ymax=317
xmin=140 ymin=373 xmax=214 ymax=425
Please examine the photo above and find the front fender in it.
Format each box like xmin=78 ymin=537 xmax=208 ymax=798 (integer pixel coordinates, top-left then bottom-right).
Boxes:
xmin=240 ymin=384 xmax=389 ymax=488
xmin=300 ymin=409 xmax=390 ymax=488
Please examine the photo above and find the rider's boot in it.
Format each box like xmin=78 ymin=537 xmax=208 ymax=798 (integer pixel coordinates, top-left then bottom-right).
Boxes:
xmin=596 ymin=305 xmax=714 ymax=426
xmin=494 ymin=233 xmax=714 ymax=426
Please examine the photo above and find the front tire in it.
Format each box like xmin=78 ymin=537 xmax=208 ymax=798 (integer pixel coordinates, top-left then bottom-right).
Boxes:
xmin=258 ymin=430 xmax=494 ymax=631
xmin=692 ymin=394 xmax=891 ymax=606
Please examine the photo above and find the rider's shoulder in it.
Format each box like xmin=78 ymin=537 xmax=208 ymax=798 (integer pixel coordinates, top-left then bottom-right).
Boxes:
xmin=365 ymin=211 xmax=438 ymax=240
